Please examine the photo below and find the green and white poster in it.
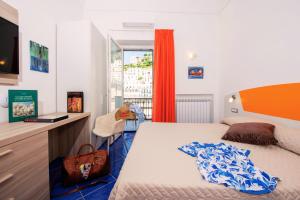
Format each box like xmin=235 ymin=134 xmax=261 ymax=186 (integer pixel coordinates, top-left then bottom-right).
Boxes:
xmin=30 ymin=41 xmax=49 ymax=73
xmin=8 ymin=90 xmax=38 ymax=123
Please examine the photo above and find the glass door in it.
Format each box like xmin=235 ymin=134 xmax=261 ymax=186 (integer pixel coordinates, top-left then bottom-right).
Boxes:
xmin=123 ymin=49 xmax=153 ymax=119
xmin=108 ymin=37 xmax=123 ymax=112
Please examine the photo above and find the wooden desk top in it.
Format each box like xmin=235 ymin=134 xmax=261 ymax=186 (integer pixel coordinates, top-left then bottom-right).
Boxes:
xmin=0 ymin=113 xmax=90 ymax=147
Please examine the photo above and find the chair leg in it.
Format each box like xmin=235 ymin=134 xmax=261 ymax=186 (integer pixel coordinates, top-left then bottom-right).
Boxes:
xmin=122 ymin=132 xmax=129 ymax=152
xmin=95 ymin=135 xmax=98 ymax=149
xmin=107 ymin=136 xmax=110 ymax=155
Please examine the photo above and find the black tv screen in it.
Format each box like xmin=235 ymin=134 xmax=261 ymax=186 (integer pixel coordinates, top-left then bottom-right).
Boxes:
xmin=0 ymin=16 xmax=19 ymax=74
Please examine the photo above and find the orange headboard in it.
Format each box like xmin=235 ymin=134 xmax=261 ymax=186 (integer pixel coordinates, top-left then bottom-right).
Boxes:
xmin=239 ymin=83 xmax=300 ymax=121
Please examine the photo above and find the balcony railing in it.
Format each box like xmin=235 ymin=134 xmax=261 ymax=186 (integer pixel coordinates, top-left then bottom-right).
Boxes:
xmin=124 ymin=98 xmax=152 ymax=120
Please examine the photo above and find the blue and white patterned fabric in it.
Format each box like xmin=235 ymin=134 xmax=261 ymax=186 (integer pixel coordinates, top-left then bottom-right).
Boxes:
xmin=178 ymin=142 xmax=279 ymax=195
xmin=129 ymin=104 xmax=145 ymax=123
xmin=125 ymin=104 xmax=145 ymax=131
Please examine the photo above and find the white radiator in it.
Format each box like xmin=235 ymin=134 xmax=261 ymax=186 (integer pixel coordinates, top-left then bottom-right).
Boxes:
xmin=176 ymin=94 xmax=213 ymax=123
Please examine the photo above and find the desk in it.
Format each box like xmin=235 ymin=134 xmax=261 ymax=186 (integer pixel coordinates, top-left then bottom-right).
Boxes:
xmin=0 ymin=113 xmax=90 ymax=200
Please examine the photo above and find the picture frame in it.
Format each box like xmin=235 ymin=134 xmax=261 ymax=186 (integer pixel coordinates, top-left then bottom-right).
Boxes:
xmin=8 ymin=90 xmax=38 ymax=123
xmin=188 ymin=66 xmax=204 ymax=79
xmin=67 ymin=92 xmax=84 ymax=113
xmin=30 ymin=40 xmax=49 ymax=73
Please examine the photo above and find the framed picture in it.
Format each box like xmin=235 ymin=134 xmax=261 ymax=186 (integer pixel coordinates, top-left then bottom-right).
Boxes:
xmin=30 ymin=40 xmax=49 ymax=73
xmin=188 ymin=66 xmax=204 ymax=79
xmin=67 ymin=92 xmax=84 ymax=113
xmin=8 ymin=90 xmax=38 ymax=122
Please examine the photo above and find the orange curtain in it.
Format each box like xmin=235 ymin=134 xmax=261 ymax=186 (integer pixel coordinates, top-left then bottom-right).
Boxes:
xmin=152 ymin=29 xmax=176 ymax=122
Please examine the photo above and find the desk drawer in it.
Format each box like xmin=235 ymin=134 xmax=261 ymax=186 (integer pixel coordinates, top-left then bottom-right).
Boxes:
xmin=0 ymin=133 xmax=49 ymax=200
xmin=0 ymin=132 xmax=48 ymax=174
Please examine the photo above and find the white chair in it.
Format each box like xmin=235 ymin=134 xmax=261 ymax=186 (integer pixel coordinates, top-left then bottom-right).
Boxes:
xmin=93 ymin=111 xmax=127 ymax=154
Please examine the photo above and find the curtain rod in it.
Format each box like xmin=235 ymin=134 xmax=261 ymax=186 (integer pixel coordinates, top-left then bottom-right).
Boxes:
xmin=109 ymin=29 xmax=175 ymax=32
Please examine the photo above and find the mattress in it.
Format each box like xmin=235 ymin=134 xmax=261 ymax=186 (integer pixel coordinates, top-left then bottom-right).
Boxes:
xmin=109 ymin=122 xmax=300 ymax=200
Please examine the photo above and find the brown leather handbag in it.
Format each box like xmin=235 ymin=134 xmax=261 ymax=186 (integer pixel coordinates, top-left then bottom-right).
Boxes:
xmin=63 ymin=144 xmax=110 ymax=186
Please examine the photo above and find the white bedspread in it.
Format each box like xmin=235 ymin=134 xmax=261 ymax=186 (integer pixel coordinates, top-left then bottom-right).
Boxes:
xmin=109 ymin=122 xmax=300 ymax=200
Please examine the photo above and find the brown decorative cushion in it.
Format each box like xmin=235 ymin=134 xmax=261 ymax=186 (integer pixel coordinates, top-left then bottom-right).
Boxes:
xmin=222 ymin=122 xmax=278 ymax=145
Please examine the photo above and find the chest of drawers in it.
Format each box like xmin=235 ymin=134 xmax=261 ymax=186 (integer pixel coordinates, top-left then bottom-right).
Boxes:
xmin=0 ymin=133 xmax=49 ymax=200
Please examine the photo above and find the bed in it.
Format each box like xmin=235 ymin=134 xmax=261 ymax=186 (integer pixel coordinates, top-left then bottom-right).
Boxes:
xmin=109 ymin=122 xmax=300 ymax=200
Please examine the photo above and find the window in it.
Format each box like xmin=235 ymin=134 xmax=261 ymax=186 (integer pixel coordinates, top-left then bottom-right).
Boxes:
xmin=123 ymin=50 xmax=153 ymax=98
xmin=123 ymin=50 xmax=153 ymax=119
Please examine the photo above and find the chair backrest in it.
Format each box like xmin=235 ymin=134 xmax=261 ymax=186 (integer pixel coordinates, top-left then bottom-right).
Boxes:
xmin=94 ymin=111 xmax=117 ymax=129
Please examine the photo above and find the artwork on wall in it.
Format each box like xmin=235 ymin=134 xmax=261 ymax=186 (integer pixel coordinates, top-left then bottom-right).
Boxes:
xmin=30 ymin=40 xmax=49 ymax=73
xmin=188 ymin=66 xmax=204 ymax=79
xmin=67 ymin=92 xmax=84 ymax=113
xmin=8 ymin=90 xmax=38 ymax=123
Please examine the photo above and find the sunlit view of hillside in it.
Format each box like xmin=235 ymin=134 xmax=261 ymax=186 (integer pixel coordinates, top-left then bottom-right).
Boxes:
xmin=124 ymin=50 xmax=153 ymax=98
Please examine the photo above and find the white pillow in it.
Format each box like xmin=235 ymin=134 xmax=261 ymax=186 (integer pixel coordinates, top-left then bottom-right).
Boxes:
xmin=274 ymin=125 xmax=300 ymax=155
xmin=222 ymin=116 xmax=270 ymax=126
xmin=222 ymin=116 xmax=300 ymax=155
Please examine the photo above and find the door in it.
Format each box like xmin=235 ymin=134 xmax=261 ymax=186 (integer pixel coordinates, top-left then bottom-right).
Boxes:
xmin=123 ymin=49 xmax=153 ymax=119
xmin=108 ymin=37 xmax=123 ymax=112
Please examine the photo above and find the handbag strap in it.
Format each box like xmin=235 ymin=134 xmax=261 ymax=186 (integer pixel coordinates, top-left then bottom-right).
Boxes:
xmin=77 ymin=144 xmax=95 ymax=155
xmin=75 ymin=144 xmax=97 ymax=169
xmin=50 ymin=179 xmax=108 ymax=198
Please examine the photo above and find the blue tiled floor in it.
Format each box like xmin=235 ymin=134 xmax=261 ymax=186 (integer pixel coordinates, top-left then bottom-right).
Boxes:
xmin=50 ymin=131 xmax=136 ymax=200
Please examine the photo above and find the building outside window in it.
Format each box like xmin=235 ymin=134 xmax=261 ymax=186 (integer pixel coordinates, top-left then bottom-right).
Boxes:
xmin=123 ymin=50 xmax=153 ymax=119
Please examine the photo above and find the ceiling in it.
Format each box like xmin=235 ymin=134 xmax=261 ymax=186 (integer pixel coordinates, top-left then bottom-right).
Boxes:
xmin=84 ymin=0 xmax=230 ymax=15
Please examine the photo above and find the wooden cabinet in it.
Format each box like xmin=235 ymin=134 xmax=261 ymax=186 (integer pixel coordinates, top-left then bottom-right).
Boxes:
xmin=0 ymin=133 xmax=49 ymax=200
xmin=0 ymin=113 xmax=90 ymax=199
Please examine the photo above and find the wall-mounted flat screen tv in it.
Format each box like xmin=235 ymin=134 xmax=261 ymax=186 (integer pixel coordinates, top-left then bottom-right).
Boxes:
xmin=0 ymin=16 xmax=19 ymax=74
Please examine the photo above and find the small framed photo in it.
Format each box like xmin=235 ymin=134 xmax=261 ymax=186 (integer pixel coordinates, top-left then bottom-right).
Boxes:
xmin=188 ymin=66 xmax=204 ymax=79
xmin=67 ymin=92 xmax=84 ymax=113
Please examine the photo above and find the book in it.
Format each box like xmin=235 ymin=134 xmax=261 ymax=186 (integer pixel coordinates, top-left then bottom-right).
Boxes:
xmin=24 ymin=114 xmax=69 ymax=123
xmin=8 ymin=90 xmax=38 ymax=123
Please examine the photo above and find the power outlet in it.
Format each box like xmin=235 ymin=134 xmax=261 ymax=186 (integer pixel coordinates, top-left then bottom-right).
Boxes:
xmin=0 ymin=95 xmax=8 ymax=108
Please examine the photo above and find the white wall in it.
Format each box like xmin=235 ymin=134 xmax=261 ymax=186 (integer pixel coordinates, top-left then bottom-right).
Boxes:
xmin=85 ymin=0 xmax=228 ymax=14
xmin=57 ymin=20 xmax=107 ymax=144
xmin=219 ymin=0 xmax=300 ymax=118
xmin=57 ymin=21 xmax=107 ymax=117
xmin=46 ymin=0 xmax=85 ymax=22
xmin=4 ymin=0 xmax=298 ymax=124
xmin=57 ymin=21 xmax=92 ymax=113
xmin=85 ymin=10 xmax=221 ymax=121
xmin=91 ymin=23 xmax=108 ymax=118
xmin=0 ymin=0 xmax=85 ymax=123
xmin=0 ymin=0 xmax=227 ymax=123
xmin=0 ymin=0 xmax=56 ymax=123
